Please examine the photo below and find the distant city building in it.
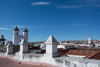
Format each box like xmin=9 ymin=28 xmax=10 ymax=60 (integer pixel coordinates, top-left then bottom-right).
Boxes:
xmin=88 ymin=36 xmax=92 ymax=44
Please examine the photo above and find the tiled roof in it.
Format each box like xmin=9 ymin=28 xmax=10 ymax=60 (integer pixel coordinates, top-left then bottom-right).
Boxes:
xmin=87 ymin=52 xmax=100 ymax=60
xmin=66 ymin=50 xmax=100 ymax=59
xmin=13 ymin=26 xmax=19 ymax=31
xmin=0 ymin=39 xmax=6 ymax=41
xmin=58 ymin=48 xmax=69 ymax=56
xmin=23 ymin=28 xmax=28 ymax=32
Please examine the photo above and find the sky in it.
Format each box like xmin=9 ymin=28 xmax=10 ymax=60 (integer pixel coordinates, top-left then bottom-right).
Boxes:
xmin=0 ymin=0 xmax=100 ymax=42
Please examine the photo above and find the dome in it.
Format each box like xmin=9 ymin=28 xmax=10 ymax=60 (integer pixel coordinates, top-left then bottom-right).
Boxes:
xmin=1 ymin=35 xmax=4 ymax=39
xmin=13 ymin=26 xmax=19 ymax=31
xmin=23 ymin=28 xmax=28 ymax=32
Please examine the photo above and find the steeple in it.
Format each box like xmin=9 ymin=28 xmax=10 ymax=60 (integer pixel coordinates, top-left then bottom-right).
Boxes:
xmin=13 ymin=26 xmax=19 ymax=31
xmin=23 ymin=28 xmax=28 ymax=32
xmin=1 ymin=35 xmax=4 ymax=39
xmin=46 ymin=35 xmax=57 ymax=43
xmin=88 ymin=36 xmax=92 ymax=44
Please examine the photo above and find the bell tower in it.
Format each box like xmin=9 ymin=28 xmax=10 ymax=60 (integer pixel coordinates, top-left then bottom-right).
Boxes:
xmin=13 ymin=26 xmax=19 ymax=45
xmin=88 ymin=36 xmax=92 ymax=45
xmin=23 ymin=28 xmax=28 ymax=42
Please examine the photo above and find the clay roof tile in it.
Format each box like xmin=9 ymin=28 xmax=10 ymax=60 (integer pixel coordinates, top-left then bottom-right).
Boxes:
xmin=13 ymin=26 xmax=19 ymax=31
xmin=23 ymin=28 xmax=28 ymax=32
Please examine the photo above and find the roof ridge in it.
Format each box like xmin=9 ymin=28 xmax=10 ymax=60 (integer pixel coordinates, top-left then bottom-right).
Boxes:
xmin=86 ymin=52 xmax=100 ymax=59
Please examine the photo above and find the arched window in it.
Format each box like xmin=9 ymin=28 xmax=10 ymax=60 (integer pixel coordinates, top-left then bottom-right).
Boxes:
xmin=17 ymin=33 xmax=18 ymax=36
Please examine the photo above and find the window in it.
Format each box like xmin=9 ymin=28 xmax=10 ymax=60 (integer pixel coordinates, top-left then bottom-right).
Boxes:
xmin=17 ymin=33 xmax=18 ymax=36
xmin=80 ymin=51 xmax=81 ymax=53
xmin=86 ymin=51 xmax=87 ymax=53
xmin=26 ymin=34 xmax=27 ymax=36
xmin=73 ymin=51 xmax=75 ymax=53
xmin=3 ymin=42 xmax=4 ymax=45
xmin=92 ymin=52 xmax=94 ymax=53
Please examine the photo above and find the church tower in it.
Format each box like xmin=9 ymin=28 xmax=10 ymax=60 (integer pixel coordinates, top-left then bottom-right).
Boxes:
xmin=23 ymin=28 xmax=28 ymax=42
xmin=1 ymin=35 xmax=4 ymax=39
xmin=88 ymin=36 xmax=92 ymax=45
xmin=13 ymin=26 xmax=19 ymax=45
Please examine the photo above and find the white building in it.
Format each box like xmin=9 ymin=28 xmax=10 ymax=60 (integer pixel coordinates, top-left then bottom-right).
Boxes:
xmin=57 ymin=44 xmax=75 ymax=49
xmin=13 ymin=26 xmax=28 ymax=45
xmin=88 ymin=36 xmax=92 ymax=44
xmin=0 ymin=35 xmax=6 ymax=45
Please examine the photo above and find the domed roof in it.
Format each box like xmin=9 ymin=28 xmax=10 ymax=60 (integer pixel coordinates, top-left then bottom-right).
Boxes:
xmin=23 ymin=28 xmax=28 ymax=32
xmin=13 ymin=26 xmax=19 ymax=31
xmin=1 ymin=35 xmax=4 ymax=36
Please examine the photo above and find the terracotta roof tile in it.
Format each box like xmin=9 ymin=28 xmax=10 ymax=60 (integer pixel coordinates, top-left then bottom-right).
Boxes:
xmin=0 ymin=39 xmax=6 ymax=41
xmin=13 ymin=26 xmax=19 ymax=31
xmin=66 ymin=50 xmax=100 ymax=58
xmin=23 ymin=28 xmax=28 ymax=32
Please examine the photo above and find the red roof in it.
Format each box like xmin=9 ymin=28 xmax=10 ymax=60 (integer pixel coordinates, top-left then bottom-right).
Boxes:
xmin=0 ymin=39 xmax=6 ymax=41
xmin=66 ymin=50 xmax=100 ymax=59
xmin=23 ymin=28 xmax=28 ymax=32
xmin=13 ymin=26 xmax=19 ymax=31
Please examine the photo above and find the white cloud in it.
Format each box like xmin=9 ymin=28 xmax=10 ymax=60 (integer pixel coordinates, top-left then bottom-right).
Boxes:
xmin=0 ymin=28 xmax=12 ymax=30
xmin=31 ymin=2 xmax=51 ymax=6
xmin=71 ymin=23 xmax=84 ymax=26
xmin=58 ymin=5 xmax=82 ymax=9
xmin=13 ymin=25 xmax=31 ymax=28
xmin=95 ymin=5 xmax=100 ymax=7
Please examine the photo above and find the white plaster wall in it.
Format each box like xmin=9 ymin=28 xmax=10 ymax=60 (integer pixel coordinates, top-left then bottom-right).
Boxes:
xmin=57 ymin=45 xmax=65 ymax=49
xmin=68 ymin=55 xmax=86 ymax=58
xmin=53 ymin=45 xmax=58 ymax=53
xmin=23 ymin=32 xmax=28 ymax=42
xmin=0 ymin=46 xmax=4 ymax=51
xmin=0 ymin=52 xmax=99 ymax=67
xmin=16 ymin=54 xmax=100 ymax=67
xmin=6 ymin=46 xmax=13 ymax=54
xmin=13 ymin=31 xmax=19 ymax=45
xmin=88 ymin=37 xmax=91 ymax=44
xmin=20 ymin=45 xmax=28 ymax=53
xmin=46 ymin=45 xmax=52 ymax=54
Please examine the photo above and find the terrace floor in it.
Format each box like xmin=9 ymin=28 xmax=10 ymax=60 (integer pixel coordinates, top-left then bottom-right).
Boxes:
xmin=0 ymin=57 xmax=48 ymax=67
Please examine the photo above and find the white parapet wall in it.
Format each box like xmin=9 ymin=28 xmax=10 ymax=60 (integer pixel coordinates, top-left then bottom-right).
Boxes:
xmin=0 ymin=46 xmax=4 ymax=52
xmin=14 ymin=53 xmax=100 ymax=67
xmin=0 ymin=52 xmax=100 ymax=67
xmin=67 ymin=55 xmax=86 ymax=58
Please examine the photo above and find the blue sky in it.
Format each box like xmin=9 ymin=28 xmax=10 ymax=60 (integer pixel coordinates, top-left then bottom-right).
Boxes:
xmin=0 ymin=0 xmax=100 ymax=42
